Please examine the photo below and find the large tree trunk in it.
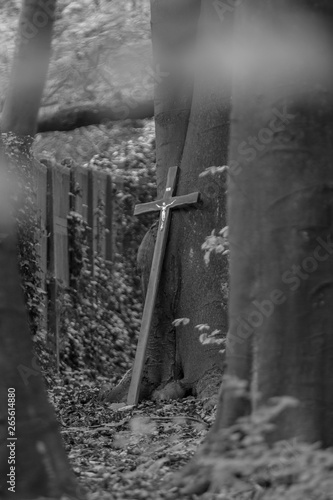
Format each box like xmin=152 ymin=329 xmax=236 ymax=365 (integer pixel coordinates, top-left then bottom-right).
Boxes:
xmin=1 ymin=0 xmax=56 ymax=136
xmin=146 ymin=0 xmax=230 ymax=401
xmin=101 ymin=0 xmax=229 ymax=405
xmin=179 ymin=0 xmax=333 ymax=494
xmin=152 ymin=0 xmax=230 ymax=403
xmin=0 ymin=145 xmax=82 ymax=499
xmin=218 ymin=0 xmax=333 ymax=444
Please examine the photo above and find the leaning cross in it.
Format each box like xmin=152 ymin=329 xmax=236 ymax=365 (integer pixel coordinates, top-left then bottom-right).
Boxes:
xmin=127 ymin=166 xmax=200 ymax=405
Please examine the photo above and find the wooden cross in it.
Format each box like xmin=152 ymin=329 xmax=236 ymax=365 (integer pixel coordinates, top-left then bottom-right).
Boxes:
xmin=127 ymin=166 xmax=200 ymax=405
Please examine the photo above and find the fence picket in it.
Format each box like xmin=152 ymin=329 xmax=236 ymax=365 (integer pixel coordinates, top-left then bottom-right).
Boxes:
xmin=53 ymin=165 xmax=70 ymax=285
xmin=71 ymin=165 xmax=89 ymax=221
xmin=46 ymin=162 xmax=70 ymax=371
xmin=93 ymin=170 xmax=108 ymax=258
xmin=105 ymin=173 xmax=114 ymax=262
xmin=32 ymin=159 xmax=48 ymax=327
xmin=87 ymin=169 xmax=95 ymax=273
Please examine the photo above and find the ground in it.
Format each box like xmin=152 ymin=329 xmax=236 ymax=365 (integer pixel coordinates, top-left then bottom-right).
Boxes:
xmin=52 ymin=372 xmax=333 ymax=500
xmin=49 ymin=371 xmax=218 ymax=500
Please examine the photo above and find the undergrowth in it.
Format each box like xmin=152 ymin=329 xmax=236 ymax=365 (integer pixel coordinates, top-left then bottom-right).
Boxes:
xmin=58 ymin=122 xmax=157 ymax=381
xmin=202 ymin=397 xmax=333 ymax=500
xmin=1 ymin=133 xmax=45 ymax=339
xmin=1 ymin=123 xmax=157 ymax=385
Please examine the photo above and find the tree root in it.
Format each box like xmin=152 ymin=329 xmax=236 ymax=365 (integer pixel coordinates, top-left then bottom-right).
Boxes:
xmin=151 ymin=380 xmax=189 ymax=402
xmin=98 ymin=369 xmax=153 ymax=403
xmin=99 ymin=367 xmax=223 ymax=408
xmin=195 ymin=367 xmax=223 ymax=410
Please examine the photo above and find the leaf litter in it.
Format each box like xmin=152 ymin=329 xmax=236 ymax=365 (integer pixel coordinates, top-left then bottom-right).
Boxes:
xmin=49 ymin=372 xmax=217 ymax=499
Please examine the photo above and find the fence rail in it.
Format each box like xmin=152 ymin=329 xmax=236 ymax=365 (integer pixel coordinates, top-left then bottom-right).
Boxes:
xmin=32 ymin=159 xmax=115 ymax=369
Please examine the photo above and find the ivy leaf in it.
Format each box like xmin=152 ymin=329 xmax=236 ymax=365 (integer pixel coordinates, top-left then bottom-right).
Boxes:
xmin=219 ymin=226 xmax=228 ymax=237
xmin=199 ymin=165 xmax=228 ymax=177
xmin=199 ymin=333 xmax=208 ymax=344
xmin=172 ymin=318 xmax=190 ymax=327
xmin=195 ymin=324 xmax=210 ymax=332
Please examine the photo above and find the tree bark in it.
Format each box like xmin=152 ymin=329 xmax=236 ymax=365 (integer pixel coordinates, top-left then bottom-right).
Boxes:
xmin=157 ymin=0 xmax=229 ymax=399
xmin=220 ymin=0 xmax=333 ymax=446
xmin=179 ymin=0 xmax=333 ymax=494
xmin=0 ymin=144 xmax=82 ymax=499
xmin=100 ymin=0 xmax=230 ymax=405
xmin=141 ymin=0 xmax=229 ymax=402
xmin=36 ymin=99 xmax=154 ymax=133
xmin=1 ymin=0 xmax=56 ymax=136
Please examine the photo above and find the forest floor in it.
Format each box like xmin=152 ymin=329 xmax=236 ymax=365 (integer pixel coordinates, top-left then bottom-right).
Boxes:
xmin=49 ymin=371 xmax=218 ymax=500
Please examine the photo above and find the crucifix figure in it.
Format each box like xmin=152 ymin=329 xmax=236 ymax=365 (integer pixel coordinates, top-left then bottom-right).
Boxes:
xmin=127 ymin=166 xmax=200 ymax=405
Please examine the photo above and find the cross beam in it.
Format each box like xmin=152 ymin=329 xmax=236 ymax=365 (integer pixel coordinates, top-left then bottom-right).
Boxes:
xmin=127 ymin=166 xmax=199 ymax=405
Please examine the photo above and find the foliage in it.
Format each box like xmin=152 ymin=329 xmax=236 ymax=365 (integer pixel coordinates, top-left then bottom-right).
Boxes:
xmin=196 ymin=323 xmax=225 ymax=353
xmin=202 ymin=227 xmax=229 ymax=266
xmin=87 ymin=120 xmax=156 ymax=264
xmin=59 ymin=122 xmax=156 ymax=380
xmin=49 ymin=372 xmax=215 ymax=500
xmin=199 ymin=329 xmax=225 ymax=347
xmin=172 ymin=318 xmax=190 ymax=327
xmin=199 ymin=219 xmax=229 ymax=349
xmin=60 ymin=256 xmax=138 ymax=381
xmin=2 ymin=122 xmax=156 ymax=385
xmin=1 ymin=133 xmax=45 ymax=340
xmin=199 ymin=165 xmax=228 ymax=177
xmin=0 ymin=0 xmax=152 ymax=111
xmin=33 ymin=119 xmax=153 ymax=166
xmin=46 ymin=0 xmax=152 ymax=107
xmin=49 ymin=372 xmax=333 ymax=500
xmin=182 ymin=388 xmax=333 ymax=499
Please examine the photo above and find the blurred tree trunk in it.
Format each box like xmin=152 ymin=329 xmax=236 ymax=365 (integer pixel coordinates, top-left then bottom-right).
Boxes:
xmin=1 ymin=0 xmax=56 ymax=137
xmin=179 ymin=0 xmax=333 ymax=494
xmin=216 ymin=0 xmax=333 ymax=445
xmin=0 ymin=143 xmax=82 ymax=499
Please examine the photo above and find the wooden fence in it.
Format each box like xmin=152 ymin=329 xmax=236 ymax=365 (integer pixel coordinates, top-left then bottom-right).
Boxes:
xmin=32 ymin=159 xmax=115 ymax=369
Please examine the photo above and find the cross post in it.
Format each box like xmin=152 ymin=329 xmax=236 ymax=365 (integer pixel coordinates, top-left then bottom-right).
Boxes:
xmin=127 ymin=166 xmax=200 ymax=405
